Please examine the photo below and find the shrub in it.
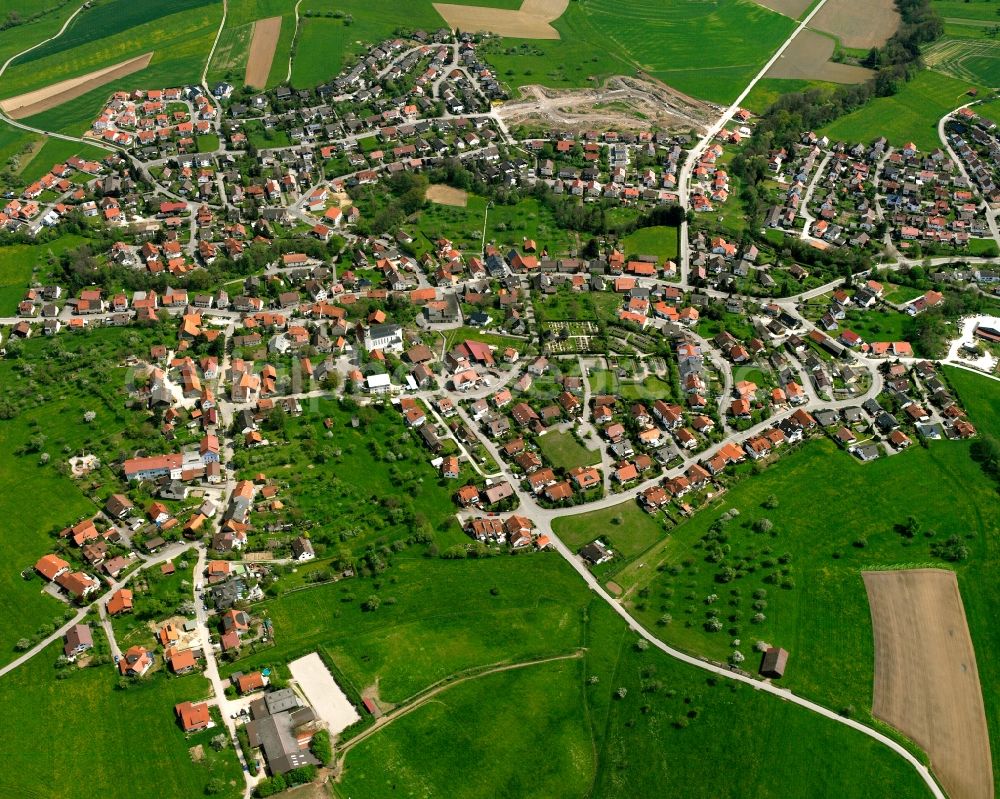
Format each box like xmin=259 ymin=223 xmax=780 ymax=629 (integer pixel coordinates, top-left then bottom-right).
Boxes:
xmin=310 ymin=729 xmax=332 ymax=766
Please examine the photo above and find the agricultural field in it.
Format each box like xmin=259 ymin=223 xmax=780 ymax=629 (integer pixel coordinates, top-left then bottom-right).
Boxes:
xmin=620 ymin=225 xmax=679 ymax=261
xmin=0 ymin=646 xmax=244 ymax=799
xmin=245 ymin=16 xmax=283 ymax=89
xmin=931 ymin=0 xmax=1000 ymax=22
xmin=334 ymin=599 xmax=934 ymax=799
xmin=864 ymin=569 xmax=991 ymax=799
xmin=205 ymin=21 xmax=256 ymax=85
xmin=0 ymin=1 xmax=80 ymax=67
xmin=480 ymin=0 xmax=795 ymax=104
xmin=536 ymin=429 xmax=601 ymax=471
xmin=741 ymin=77 xmax=838 ymax=112
xmin=1 ymin=0 xmax=224 ymax=137
xmin=924 ymin=33 xmax=1000 ymax=87
xmin=821 ymin=70 xmax=982 ymax=150
xmin=618 ymin=383 xmax=1000 ymax=797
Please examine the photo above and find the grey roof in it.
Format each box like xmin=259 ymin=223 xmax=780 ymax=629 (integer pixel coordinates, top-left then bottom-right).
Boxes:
xmin=248 ymin=711 xmax=319 ymax=775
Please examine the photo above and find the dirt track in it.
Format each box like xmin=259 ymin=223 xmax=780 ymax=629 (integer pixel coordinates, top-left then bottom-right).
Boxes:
xmin=245 ymin=16 xmax=282 ymax=89
xmin=427 ymin=184 xmax=468 ymax=206
xmin=766 ymin=29 xmax=873 ymax=83
xmin=433 ymin=0 xmax=568 ymax=39
xmin=0 ymin=52 xmax=153 ymax=119
xmin=864 ymin=569 xmax=993 ymax=799
xmin=495 ymin=75 xmax=713 ymax=134
xmin=811 ymin=0 xmax=900 ymax=48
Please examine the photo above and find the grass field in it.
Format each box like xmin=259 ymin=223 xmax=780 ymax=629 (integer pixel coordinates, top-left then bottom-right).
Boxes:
xmin=840 ymin=308 xmax=913 ymax=345
xmin=553 ymin=500 xmax=666 ymax=559
xmin=479 ymin=0 xmax=795 ymax=104
xmin=222 ymin=555 xmax=593 ymax=702
xmin=537 ymin=428 xmax=601 ymax=470
xmin=0 ymin=237 xmax=82 ymax=313
xmin=883 ymin=284 xmax=926 ymax=304
xmin=335 ymin=596 xmax=934 ymax=799
xmin=942 ymin=366 xmax=1000 ymax=439
xmin=336 ymin=656 xmax=594 ymax=798
xmin=621 ymin=225 xmax=679 ymax=262
xmin=821 ymin=70 xmax=981 ymax=149
xmin=0 ymin=645 xmax=243 ymax=799
xmin=0 ymin=121 xmax=42 ymax=176
xmin=221 ymin=0 xmax=301 ymax=88
xmin=196 ymin=134 xmax=220 ymax=153
xmin=741 ymin=77 xmax=839 ymax=112
xmin=17 ymin=137 xmax=107 ymax=183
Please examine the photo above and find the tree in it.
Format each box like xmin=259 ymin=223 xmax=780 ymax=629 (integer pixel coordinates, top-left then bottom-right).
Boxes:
xmin=763 ymin=494 xmax=779 ymax=509
xmin=754 ymin=518 xmax=774 ymax=534
xmin=362 ymin=595 xmax=380 ymax=612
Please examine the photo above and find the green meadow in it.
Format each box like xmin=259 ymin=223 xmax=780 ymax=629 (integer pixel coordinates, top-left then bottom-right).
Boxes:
xmin=0 ymin=325 xmax=169 ymax=664
xmin=821 ymin=70 xmax=981 ymax=149
xmin=537 ymin=428 xmax=602 ymax=471
xmin=0 ymin=648 xmax=243 ymax=799
xmin=334 ymin=597 xmax=933 ymax=799
xmin=221 ymin=555 xmax=593 ymax=702
xmin=621 ymin=225 xmax=679 ymax=261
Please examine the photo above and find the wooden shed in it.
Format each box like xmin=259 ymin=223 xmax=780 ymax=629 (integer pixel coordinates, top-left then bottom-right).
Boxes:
xmin=759 ymin=647 xmax=789 ymax=679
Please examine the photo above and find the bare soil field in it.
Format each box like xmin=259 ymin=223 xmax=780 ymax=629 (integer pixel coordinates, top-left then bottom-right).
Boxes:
xmin=766 ymin=30 xmax=873 ymax=83
xmin=433 ymin=0 xmax=569 ymax=39
xmin=811 ymin=0 xmax=900 ymax=48
xmin=753 ymin=0 xmax=811 ymax=18
xmin=0 ymin=52 xmax=153 ymax=119
xmin=495 ymin=76 xmax=713 ymax=134
xmin=245 ymin=16 xmax=282 ymax=89
xmin=863 ymin=569 xmax=993 ymax=799
xmin=427 ymin=184 xmax=469 ymax=206
xmin=288 ymin=652 xmax=361 ymax=738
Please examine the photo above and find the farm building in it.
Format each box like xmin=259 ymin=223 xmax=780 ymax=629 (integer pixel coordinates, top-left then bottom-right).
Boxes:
xmin=759 ymin=646 xmax=789 ymax=679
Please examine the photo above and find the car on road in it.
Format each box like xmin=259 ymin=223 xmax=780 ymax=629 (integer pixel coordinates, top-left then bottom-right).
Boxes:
xmin=113 ymin=654 xmax=121 ymax=663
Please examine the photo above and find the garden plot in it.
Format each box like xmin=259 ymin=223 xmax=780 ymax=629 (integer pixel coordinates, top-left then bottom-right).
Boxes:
xmin=426 ymin=184 xmax=469 ymax=207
